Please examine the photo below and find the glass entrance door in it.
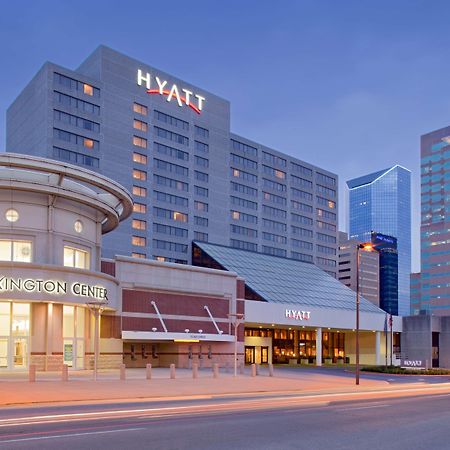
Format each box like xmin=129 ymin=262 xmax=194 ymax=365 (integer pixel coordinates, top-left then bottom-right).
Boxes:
xmin=0 ymin=339 xmax=7 ymax=368
xmin=245 ymin=346 xmax=255 ymax=364
xmin=13 ymin=338 xmax=28 ymax=369
xmin=261 ymin=346 xmax=269 ymax=364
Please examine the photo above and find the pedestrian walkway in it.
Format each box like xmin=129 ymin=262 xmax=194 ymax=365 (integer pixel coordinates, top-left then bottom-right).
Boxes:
xmin=0 ymin=366 xmax=392 ymax=406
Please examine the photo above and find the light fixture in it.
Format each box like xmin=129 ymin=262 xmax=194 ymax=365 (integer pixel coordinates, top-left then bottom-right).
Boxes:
xmin=152 ymin=327 xmax=157 ymax=332
xmin=5 ymin=209 xmax=19 ymax=222
xmin=185 ymin=329 xmax=190 ymax=333
xmin=198 ymin=329 xmax=203 ymax=333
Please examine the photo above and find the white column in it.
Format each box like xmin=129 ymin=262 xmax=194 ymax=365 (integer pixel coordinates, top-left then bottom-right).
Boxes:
xmin=316 ymin=328 xmax=322 ymax=366
xmin=375 ymin=331 xmax=381 ymax=365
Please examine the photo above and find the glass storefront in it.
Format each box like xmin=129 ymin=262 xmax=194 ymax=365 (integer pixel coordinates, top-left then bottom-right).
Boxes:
xmin=245 ymin=328 xmax=346 ymax=364
xmin=0 ymin=302 xmax=30 ymax=369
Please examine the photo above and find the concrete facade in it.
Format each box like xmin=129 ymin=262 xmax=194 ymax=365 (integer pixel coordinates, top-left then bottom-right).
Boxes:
xmin=7 ymin=46 xmax=339 ymax=276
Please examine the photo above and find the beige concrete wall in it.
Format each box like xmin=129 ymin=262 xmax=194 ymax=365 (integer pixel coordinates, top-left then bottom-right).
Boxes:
xmin=346 ymin=331 xmax=387 ymax=365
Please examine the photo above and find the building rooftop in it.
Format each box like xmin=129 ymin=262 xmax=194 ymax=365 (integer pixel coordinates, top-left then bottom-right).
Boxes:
xmin=194 ymin=242 xmax=384 ymax=313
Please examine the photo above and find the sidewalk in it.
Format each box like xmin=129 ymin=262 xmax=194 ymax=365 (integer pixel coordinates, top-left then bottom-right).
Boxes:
xmin=0 ymin=366 xmax=399 ymax=407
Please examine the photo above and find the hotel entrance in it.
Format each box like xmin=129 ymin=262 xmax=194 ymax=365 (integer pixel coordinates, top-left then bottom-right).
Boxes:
xmin=0 ymin=302 xmax=30 ymax=370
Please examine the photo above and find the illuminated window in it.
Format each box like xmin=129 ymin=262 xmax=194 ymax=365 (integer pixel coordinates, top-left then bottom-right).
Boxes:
xmin=133 ymin=203 xmax=147 ymax=214
xmin=133 ymin=136 xmax=147 ymax=148
xmin=133 ymin=103 xmax=148 ymax=115
xmin=0 ymin=240 xmax=32 ymax=263
xmin=132 ymin=219 xmax=146 ymax=230
xmin=133 ymin=153 xmax=147 ymax=164
xmin=232 ymin=169 xmax=240 ymax=177
xmin=83 ymin=84 xmax=94 ymax=96
xmin=328 ymin=200 xmax=336 ymax=209
xmin=132 ymin=236 xmax=146 ymax=247
xmin=132 ymin=252 xmax=146 ymax=259
xmin=133 ymin=119 xmax=148 ymax=132
xmin=155 ymin=256 xmax=166 ymax=262
xmin=63 ymin=246 xmax=89 ymax=269
xmin=231 ymin=211 xmax=240 ymax=220
xmin=5 ymin=209 xmax=19 ymax=223
xmin=133 ymin=169 xmax=147 ymax=181
xmin=74 ymin=220 xmax=83 ymax=233
xmin=132 ymin=186 xmax=147 ymax=197
xmin=83 ymin=138 xmax=94 ymax=149
xmin=275 ymin=170 xmax=286 ymax=180
xmin=173 ymin=211 xmax=188 ymax=222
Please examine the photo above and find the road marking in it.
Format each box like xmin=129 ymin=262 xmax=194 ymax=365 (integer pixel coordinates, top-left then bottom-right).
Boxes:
xmin=0 ymin=427 xmax=145 ymax=444
xmin=336 ymin=404 xmax=390 ymax=412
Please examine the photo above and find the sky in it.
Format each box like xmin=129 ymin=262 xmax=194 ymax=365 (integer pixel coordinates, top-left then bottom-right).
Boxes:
xmin=2 ymin=0 xmax=450 ymax=272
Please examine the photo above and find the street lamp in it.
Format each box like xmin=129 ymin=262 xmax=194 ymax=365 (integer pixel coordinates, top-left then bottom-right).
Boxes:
xmin=227 ymin=313 xmax=245 ymax=377
xmin=86 ymin=300 xmax=107 ymax=381
xmin=355 ymin=242 xmax=374 ymax=385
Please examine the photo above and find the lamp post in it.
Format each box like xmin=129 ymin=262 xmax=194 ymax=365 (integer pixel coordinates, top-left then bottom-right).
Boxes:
xmin=86 ymin=300 xmax=107 ymax=381
xmin=355 ymin=242 xmax=374 ymax=386
xmin=227 ymin=313 xmax=244 ymax=377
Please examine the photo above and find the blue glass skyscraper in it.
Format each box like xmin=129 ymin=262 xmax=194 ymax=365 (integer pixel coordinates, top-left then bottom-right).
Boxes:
xmin=347 ymin=166 xmax=411 ymax=316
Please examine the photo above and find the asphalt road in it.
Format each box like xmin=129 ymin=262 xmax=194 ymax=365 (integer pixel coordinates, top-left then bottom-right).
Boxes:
xmin=0 ymin=388 xmax=449 ymax=449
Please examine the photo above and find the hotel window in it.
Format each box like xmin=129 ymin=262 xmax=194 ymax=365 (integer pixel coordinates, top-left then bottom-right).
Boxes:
xmin=53 ymin=147 xmax=99 ymax=168
xmin=194 ymin=216 xmax=208 ymax=227
xmin=173 ymin=211 xmax=187 ymax=222
xmin=263 ymin=165 xmax=286 ymax=180
xmin=0 ymin=240 xmax=32 ymax=263
xmin=317 ymin=208 xmax=336 ymax=221
xmin=84 ymin=138 xmax=94 ymax=149
xmin=153 ymin=223 xmax=188 ymax=237
xmin=262 ymin=152 xmax=287 ymax=167
xmin=317 ymin=184 xmax=336 ymax=198
xmin=194 ymin=186 xmax=208 ymax=197
xmin=132 ymin=236 xmax=146 ymax=247
xmin=133 ymin=202 xmax=147 ymax=214
xmin=317 ymin=196 xmax=336 ymax=209
xmin=230 ymin=181 xmax=258 ymax=197
xmin=263 ymin=178 xmax=286 ymax=192
xmin=230 ymin=210 xmax=257 ymax=224
xmin=231 ymin=196 xmax=258 ymax=210
xmin=154 ymin=110 xmax=189 ymax=131
xmin=230 ymin=153 xmax=258 ymax=170
xmin=231 ymin=140 xmax=258 ymax=157
xmin=231 ymin=168 xmax=258 ymax=183
xmin=195 ymin=141 xmax=209 ymax=153
xmin=54 ymin=91 xmax=100 ymax=115
xmin=262 ymin=205 xmax=286 ymax=219
xmin=83 ymin=83 xmax=94 ymax=96
xmin=133 ymin=169 xmax=147 ymax=181
xmin=155 ymin=142 xmax=189 ymax=161
xmin=133 ymin=136 xmax=147 ymax=148
xmin=263 ymin=232 xmax=287 ymax=244
xmin=291 ymin=162 xmax=313 ymax=177
xmin=195 ymin=156 xmax=209 ymax=168
xmin=133 ymin=186 xmax=147 ymax=197
xmin=155 ymin=191 xmax=188 ymax=207
xmin=195 ymin=171 xmax=209 ymax=182
xmin=154 ymin=159 xmax=189 ymax=177
xmin=133 ymin=103 xmax=148 ymax=115
xmin=133 ymin=119 xmax=148 ymax=132
xmin=194 ymin=231 xmax=208 ymax=242
xmin=291 ymin=175 xmax=312 ymax=189
xmin=132 ymin=219 xmax=147 ymax=230
xmin=195 ymin=126 xmax=209 ymax=139
xmin=262 ymin=246 xmax=286 ymax=257
xmin=54 ymin=110 xmax=100 ymax=133
xmin=153 ymin=239 xmax=188 ymax=253
xmin=291 ymin=200 xmax=313 ymax=213
xmin=154 ymin=174 xmax=189 ymax=192
xmin=155 ymin=127 xmax=189 ymax=146
xmin=133 ymin=152 xmax=147 ymax=164
xmin=291 ymin=252 xmax=313 ymax=263
xmin=132 ymin=252 xmax=146 ymax=259
xmin=292 ymin=213 xmax=313 ymax=225
xmin=63 ymin=246 xmax=89 ymax=269
xmin=316 ymin=173 xmax=337 ymax=186
xmin=230 ymin=239 xmax=257 ymax=252
xmin=230 ymin=224 xmax=258 ymax=238
xmin=291 ymin=188 xmax=313 ymax=201
xmin=194 ymin=201 xmax=208 ymax=212
xmin=291 ymin=225 xmax=313 ymax=238
xmin=263 ymin=192 xmax=286 ymax=206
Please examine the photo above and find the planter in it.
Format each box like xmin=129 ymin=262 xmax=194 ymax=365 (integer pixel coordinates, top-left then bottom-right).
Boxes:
xmin=300 ymin=358 xmax=309 ymax=365
xmin=289 ymin=359 xmax=298 ymax=365
xmin=324 ymin=358 xmax=332 ymax=364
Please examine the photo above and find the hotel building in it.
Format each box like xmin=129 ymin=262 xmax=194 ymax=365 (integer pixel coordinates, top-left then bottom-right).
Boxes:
xmin=7 ymin=46 xmax=339 ymax=276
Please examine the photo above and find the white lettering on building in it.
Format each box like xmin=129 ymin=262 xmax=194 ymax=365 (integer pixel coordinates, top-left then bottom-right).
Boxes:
xmin=137 ymin=69 xmax=205 ymax=114
xmin=285 ymin=309 xmax=311 ymax=321
xmin=0 ymin=276 xmax=107 ymax=301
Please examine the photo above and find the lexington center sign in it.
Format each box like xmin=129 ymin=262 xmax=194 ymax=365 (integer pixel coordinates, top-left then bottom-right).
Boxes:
xmin=137 ymin=69 xmax=206 ymax=114
xmin=0 ymin=276 xmax=107 ymax=301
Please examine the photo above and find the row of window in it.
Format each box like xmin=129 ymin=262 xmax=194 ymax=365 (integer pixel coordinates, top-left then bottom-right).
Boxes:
xmin=53 ymin=147 xmax=99 ymax=168
xmin=54 ymin=91 xmax=100 ymax=116
xmin=55 ymin=73 xmax=99 ymax=97
xmin=54 ymin=110 xmax=100 ymax=133
xmin=0 ymin=239 xmax=90 ymax=269
xmin=54 ymin=128 xmax=98 ymax=150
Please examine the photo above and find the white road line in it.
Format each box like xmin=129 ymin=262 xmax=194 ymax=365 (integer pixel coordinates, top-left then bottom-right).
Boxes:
xmin=0 ymin=427 xmax=146 ymax=444
xmin=336 ymin=404 xmax=390 ymax=412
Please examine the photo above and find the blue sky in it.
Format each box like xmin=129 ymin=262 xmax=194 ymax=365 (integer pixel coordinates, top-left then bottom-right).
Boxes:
xmin=2 ymin=0 xmax=450 ymax=271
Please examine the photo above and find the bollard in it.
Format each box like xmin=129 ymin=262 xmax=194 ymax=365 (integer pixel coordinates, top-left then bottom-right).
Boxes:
xmin=192 ymin=363 xmax=198 ymax=379
xmin=251 ymin=363 xmax=256 ymax=377
xmin=239 ymin=363 xmax=244 ymax=375
xmin=146 ymin=363 xmax=152 ymax=380
xmin=29 ymin=364 xmax=36 ymax=383
xmin=170 ymin=363 xmax=176 ymax=379
xmin=268 ymin=363 xmax=274 ymax=377
xmin=255 ymin=363 xmax=260 ymax=376
xmin=62 ymin=364 xmax=69 ymax=382
xmin=120 ymin=363 xmax=126 ymax=381
xmin=213 ymin=363 xmax=219 ymax=378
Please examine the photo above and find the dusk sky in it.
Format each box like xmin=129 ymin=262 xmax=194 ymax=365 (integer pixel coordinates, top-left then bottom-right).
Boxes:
xmin=2 ymin=0 xmax=450 ymax=272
